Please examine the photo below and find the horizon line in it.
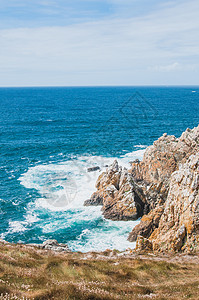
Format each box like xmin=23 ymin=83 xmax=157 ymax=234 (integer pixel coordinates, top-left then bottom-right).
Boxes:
xmin=0 ymin=84 xmax=199 ymax=88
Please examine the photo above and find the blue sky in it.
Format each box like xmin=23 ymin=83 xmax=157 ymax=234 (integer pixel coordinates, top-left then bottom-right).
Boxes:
xmin=0 ymin=0 xmax=168 ymax=28
xmin=0 ymin=0 xmax=199 ymax=86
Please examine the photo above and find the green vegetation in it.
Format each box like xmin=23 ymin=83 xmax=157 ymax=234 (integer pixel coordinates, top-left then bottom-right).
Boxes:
xmin=0 ymin=243 xmax=199 ymax=299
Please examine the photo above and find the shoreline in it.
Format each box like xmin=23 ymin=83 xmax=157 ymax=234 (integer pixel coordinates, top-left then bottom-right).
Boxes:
xmin=1 ymin=125 xmax=199 ymax=254
xmin=1 ymin=236 xmax=199 ymax=262
xmin=1 ymin=125 xmax=199 ymax=299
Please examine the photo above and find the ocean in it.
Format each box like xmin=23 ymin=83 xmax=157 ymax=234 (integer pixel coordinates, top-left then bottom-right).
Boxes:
xmin=0 ymin=86 xmax=198 ymax=252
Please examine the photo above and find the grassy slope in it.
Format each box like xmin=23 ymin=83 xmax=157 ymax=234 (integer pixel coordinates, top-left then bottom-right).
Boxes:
xmin=0 ymin=243 xmax=199 ymax=300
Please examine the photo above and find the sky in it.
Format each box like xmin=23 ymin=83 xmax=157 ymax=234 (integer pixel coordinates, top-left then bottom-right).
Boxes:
xmin=0 ymin=0 xmax=199 ymax=86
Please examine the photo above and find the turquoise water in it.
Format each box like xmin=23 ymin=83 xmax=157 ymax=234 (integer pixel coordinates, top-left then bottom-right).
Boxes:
xmin=0 ymin=87 xmax=198 ymax=251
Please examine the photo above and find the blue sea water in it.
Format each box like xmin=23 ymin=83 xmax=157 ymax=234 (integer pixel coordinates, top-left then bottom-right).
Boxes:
xmin=0 ymin=86 xmax=198 ymax=252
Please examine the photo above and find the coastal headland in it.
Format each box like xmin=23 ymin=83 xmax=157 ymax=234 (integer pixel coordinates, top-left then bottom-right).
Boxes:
xmin=0 ymin=125 xmax=199 ymax=299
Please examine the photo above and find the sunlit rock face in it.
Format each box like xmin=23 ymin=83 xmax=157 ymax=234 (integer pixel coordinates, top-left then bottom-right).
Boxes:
xmin=150 ymin=153 xmax=199 ymax=253
xmin=129 ymin=125 xmax=199 ymax=248
xmin=130 ymin=124 xmax=199 ymax=208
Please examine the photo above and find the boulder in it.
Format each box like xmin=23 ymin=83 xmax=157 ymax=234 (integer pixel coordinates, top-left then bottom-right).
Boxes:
xmin=87 ymin=166 xmax=100 ymax=172
xmin=40 ymin=240 xmax=70 ymax=252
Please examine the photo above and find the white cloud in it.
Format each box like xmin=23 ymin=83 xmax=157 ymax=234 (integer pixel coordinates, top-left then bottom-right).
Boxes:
xmin=151 ymin=62 xmax=180 ymax=72
xmin=0 ymin=0 xmax=199 ymax=86
xmin=150 ymin=62 xmax=198 ymax=72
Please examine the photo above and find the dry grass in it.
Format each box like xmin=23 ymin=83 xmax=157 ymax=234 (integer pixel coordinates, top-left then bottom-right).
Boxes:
xmin=0 ymin=243 xmax=199 ymax=299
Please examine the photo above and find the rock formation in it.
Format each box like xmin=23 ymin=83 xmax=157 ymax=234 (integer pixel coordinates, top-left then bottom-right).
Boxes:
xmin=84 ymin=192 xmax=103 ymax=206
xmin=35 ymin=239 xmax=70 ymax=252
xmin=84 ymin=160 xmax=146 ymax=220
xmin=129 ymin=125 xmax=199 ymax=244
xmin=86 ymin=124 xmax=199 ymax=253
xmin=128 ymin=206 xmax=164 ymax=242
xmin=150 ymin=153 xmax=199 ymax=253
xmin=87 ymin=166 xmax=101 ymax=172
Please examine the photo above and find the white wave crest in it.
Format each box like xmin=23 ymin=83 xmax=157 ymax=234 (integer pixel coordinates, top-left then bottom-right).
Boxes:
xmin=15 ymin=149 xmax=146 ymax=251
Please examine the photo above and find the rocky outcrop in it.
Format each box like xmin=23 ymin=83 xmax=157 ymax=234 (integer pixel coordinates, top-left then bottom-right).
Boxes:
xmin=0 ymin=239 xmax=71 ymax=252
xmin=131 ymin=125 xmax=199 ymax=207
xmin=129 ymin=125 xmax=199 ymax=241
xmin=84 ymin=160 xmax=146 ymax=220
xmin=86 ymin=125 xmax=199 ymax=253
xmin=0 ymin=238 xmax=9 ymax=245
xmin=86 ymin=125 xmax=198 ymax=225
xmin=40 ymin=239 xmax=70 ymax=252
xmin=149 ymin=154 xmax=199 ymax=253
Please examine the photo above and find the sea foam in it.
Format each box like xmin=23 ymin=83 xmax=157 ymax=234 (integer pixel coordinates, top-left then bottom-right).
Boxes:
xmin=16 ymin=149 xmax=146 ymax=252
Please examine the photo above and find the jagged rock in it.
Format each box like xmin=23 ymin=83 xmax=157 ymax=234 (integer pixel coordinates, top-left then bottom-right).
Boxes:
xmin=84 ymin=192 xmax=103 ymax=206
xmin=40 ymin=240 xmax=70 ymax=252
xmin=89 ymin=160 xmax=145 ymax=220
xmin=131 ymin=125 xmax=199 ymax=208
xmin=87 ymin=166 xmax=100 ymax=172
xmin=128 ymin=206 xmax=164 ymax=242
xmin=86 ymin=124 xmax=199 ymax=253
xmin=127 ymin=125 xmax=199 ymax=249
xmin=135 ymin=236 xmax=153 ymax=252
xmin=150 ymin=153 xmax=199 ymax=253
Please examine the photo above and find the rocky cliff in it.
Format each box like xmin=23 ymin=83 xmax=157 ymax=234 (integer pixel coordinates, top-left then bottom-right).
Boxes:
xmin=150 ymin=153 xmax=199 ymax=253
xmin=85 ymin=125 xmax=199 ymax=253
xmin=129 ymin=125 xmax=199 ymax=246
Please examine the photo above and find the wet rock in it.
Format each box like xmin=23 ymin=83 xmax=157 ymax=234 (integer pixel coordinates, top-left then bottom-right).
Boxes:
xmin=84 ymin=192 xmax=103 ymax=206
xmin=87 ymin=166 xmax=100 ymax=172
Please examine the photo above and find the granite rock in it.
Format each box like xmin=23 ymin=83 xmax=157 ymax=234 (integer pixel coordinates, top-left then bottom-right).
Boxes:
xmin=150 ymin=153 xmax=199 ymax=253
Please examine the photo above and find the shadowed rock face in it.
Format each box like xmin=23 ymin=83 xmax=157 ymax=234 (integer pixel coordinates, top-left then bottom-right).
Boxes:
xmin=128 ymin=206 xmax=164 ymax=242
xmin=84 ymin=192 xmax=103 ymax=206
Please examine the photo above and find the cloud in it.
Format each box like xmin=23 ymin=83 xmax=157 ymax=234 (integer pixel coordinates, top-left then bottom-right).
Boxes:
xmin=0 ymin=0 xmax=199 ymax=86
xmin=150 ymin=62 xmax=198 ymax=72
xmin=150 ymin=62 xmax=180 ymax=72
